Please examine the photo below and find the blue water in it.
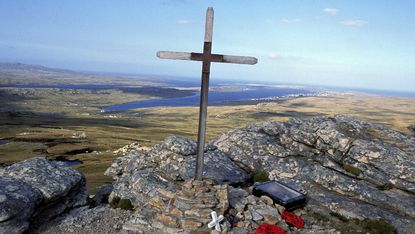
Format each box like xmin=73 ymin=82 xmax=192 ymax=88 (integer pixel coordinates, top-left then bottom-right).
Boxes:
xmin=55 ymin=159 xmax=83 ymax=166
xmin=0 ymin=140 xmax=8 ymax=145
xmin=103 ymin=87 xmax=315 ymax=111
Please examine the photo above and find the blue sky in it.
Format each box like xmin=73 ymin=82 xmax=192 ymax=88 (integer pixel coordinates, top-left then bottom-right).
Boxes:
xmin=0 ymin=0 xmax=414 ymax=91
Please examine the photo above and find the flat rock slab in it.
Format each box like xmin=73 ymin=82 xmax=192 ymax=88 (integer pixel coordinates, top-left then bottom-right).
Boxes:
xmin=0 ymin=176 xmax=43 ymax=233
xmin=149 ymin=135 xmax=249 ymax=183
xmin=0 ymin=157 xmax=87 ymax=233
xmin=0 ymin=157 xmax=84 ymax=201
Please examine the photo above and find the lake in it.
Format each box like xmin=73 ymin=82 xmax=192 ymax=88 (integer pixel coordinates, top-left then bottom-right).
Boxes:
xmin=103 ymin=87 xmax=315 ymax=111
xmin=54 ymin=158 xmax=83 ymax=167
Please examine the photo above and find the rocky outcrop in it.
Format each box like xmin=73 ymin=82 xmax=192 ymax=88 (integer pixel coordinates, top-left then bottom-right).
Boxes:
xmin=105 ymin=135 xmax=248 ymax=208
xmin=211 ymin=115 xmax=415 ymax=233
xmin=123 ymin=179 xmax=230 ymax=233
xmin=113 ymin=142 xmax=150 ymax=156
xmin=0 ymin=157 xmax=87 ymax=233
xmin=106 ymin=115 xmax=415 ymax=233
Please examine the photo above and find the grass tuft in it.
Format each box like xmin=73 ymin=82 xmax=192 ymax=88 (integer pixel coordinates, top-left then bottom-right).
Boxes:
xmin=116 ymin=199 xmax=133 ymax=210
xmin=251 ymin=170 xmax=269 ymax=182
xmin=342 ymin=163 xmax=361 ymax=176
xmin=358 ymin=218 xmax=397 ymax=234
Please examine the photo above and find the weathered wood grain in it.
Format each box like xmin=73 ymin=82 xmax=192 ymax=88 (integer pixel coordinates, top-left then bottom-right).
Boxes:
xmin=157 ymin=51 xmax=257 ymax=65
xmin=222 ymin=55 xmax=257 ymax=65
xmin=157 ymin=51 xmax=191 ymax=60
xmin=204 ymin=7 xmax=214 ymax=42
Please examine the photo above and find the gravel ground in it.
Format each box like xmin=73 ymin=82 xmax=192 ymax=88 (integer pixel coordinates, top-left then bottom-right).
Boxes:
xmin=37 ymin=205 xmax=134 ymax=234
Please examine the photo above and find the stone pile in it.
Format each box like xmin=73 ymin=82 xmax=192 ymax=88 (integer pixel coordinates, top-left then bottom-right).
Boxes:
xmin=227 ymin=186 xmax=285 ymax=231
xmin=105 ymin=135 xmax=248 ymax=210
xmin=107 ymin=115 xmax=415 ymax=233
xmin=154 ymin=179 xmax=229 ymax=233
xmin=120 ymin=179 xmax=228 ymax=233
xmin=123 ymin=182 xmax=308 ymax=234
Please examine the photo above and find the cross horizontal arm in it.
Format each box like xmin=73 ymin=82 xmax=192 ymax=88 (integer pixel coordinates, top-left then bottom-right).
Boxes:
xmin=157 ymin=51 xmax=257 ymax=65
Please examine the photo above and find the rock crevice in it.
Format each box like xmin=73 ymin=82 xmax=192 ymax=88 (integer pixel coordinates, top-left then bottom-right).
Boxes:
xmin=102 ymin=115 xmax=415 ymax=233
xmin=4 ymin=115 xmax=414 ymax=233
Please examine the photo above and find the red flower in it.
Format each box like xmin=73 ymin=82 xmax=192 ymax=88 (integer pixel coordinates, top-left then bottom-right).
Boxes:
xmin=281 ymin=211 xmax=304 ymax=229
xmin=256 ymin=224 xmax=287 ymax=234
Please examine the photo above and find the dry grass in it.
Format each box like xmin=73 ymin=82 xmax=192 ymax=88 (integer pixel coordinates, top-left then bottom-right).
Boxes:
xmin=1 ymin=92 xmax=414 ymax=193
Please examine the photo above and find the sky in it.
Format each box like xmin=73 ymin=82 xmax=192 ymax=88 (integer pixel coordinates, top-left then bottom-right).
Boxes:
xmin=0 ymin=0 xmax=414 ymax=92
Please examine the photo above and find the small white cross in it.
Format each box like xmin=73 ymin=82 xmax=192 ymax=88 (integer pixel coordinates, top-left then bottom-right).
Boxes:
xmin=208 ymin=211 xmax=225 ymax=232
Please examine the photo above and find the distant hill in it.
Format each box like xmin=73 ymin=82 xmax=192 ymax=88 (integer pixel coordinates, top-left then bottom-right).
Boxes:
xmin=0 ymin=62 xmax=162 ymax=86
xmin=0 ymin=62 xmax=74 ymax=73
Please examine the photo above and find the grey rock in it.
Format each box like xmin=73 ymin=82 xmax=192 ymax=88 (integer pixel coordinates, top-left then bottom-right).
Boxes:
xmin=156 ymin=135 xmax=197 ymax=156
xmin=179 ymin=149 xmax=248 ymax=183
xmin=105 ymin=152 xmax=148 ymax=179
xmin=229 ymin=227 xmax=249 ymax=234
xmin=255 ymin=204 xmax=280 ymax=223
xmin=0 ymin=157 xmax=85 ymax=201
xmin=260 ymin=195 xmax=274 ymax=205
xmin=103 ymin=115 xmax=415 ymax=233
xmin=0 ymin=176 xmax=42 ymax=234
xmin=110 ymin=168 xmax=172 ymax=207
xmin=408 ymin=124 xmax=415 ymax=136
xmin=211 ymin=115 xmax=415 ymax=233
xmin=228 ymin=187 xmax=249 ymax=212
xmin=40 ymin=205 xmax=134 ymax=234
xmin=107 ymin=135 xmax=249 ymax=210
xmin=0 ymin=157 xmax=87 ymax=233
xmin=243 ymin=210 xmax=252 ymax=221
xmin=249 ymin=208 xmax=263 ymax=221
xmin=93 ymin=184 xmax=113 ymax=205
xmin=148 ymin=136 xmax=248 ymax=183
xmin=107 ymin=136 xmax=248 ymax=186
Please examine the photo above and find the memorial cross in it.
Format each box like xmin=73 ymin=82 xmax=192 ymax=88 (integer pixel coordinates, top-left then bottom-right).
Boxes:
xmin=208 ymin=211 xmax=225 ymax=231
xmin=157 ymin=7 xmax=257 ymax=180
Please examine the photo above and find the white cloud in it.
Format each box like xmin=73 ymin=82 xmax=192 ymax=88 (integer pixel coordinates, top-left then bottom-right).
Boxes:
xmin=279 ymin=18 xmax=302 ymax=24
xmin=322 ymin=8 xmax=338 ymax=15
xmin=176 ymin=19 xmax=191 ymax=24
xmin=340 ymin=20 xmax=368 ymax=27
xmin=268 ymin=52 xmax=279 ymax=59
xmin=267 ymin=53 xmax=304 ymax=62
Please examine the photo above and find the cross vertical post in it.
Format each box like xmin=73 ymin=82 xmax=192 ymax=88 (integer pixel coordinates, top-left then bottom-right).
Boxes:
xmin=195 ymin=7 xmax=214 ymax=180
xmin=156 ymin=7 xmax=257 ymax=180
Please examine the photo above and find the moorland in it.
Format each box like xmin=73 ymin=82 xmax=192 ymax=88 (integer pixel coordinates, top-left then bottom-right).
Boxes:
xmin=1 ymin=63 xmax=414 ymax=193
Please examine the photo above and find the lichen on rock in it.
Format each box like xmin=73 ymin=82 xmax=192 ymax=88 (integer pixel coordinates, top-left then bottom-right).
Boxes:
xmin=0 ymin=157 xmax=87 ymax=233
xmin=5 ymin=115 xmax=415 ymax=233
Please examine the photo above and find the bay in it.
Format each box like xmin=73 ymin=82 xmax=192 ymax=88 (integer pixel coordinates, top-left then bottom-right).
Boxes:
xmin=103 ymin=87 xmax=315 ymax=111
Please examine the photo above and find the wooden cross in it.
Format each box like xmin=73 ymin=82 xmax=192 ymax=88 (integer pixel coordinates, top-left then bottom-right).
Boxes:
xmin=157 ymin=7 xmax=257 ymax=180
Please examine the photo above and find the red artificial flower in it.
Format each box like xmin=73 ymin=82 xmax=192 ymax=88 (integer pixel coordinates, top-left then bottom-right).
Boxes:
xmin=281 ymin=211 xmax=305 ymax=229
xmin=256 ymin=223 xmax=287 ymax=234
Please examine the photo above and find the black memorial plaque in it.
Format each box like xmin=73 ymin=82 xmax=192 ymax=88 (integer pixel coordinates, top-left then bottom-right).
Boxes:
xmin=253 ymin=180 xmax=306 ymax=210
